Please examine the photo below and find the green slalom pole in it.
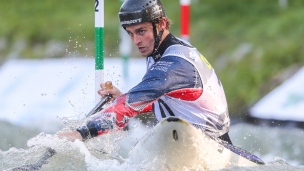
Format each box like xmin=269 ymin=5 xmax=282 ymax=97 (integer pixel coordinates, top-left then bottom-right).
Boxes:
xmin=95 ymin=0 xmax=104 ymax=104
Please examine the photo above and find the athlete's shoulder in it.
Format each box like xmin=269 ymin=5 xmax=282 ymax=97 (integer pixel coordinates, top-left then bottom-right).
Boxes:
xmin=150 ymin=55 xmax=195 ymax=76
xmin=163 ymin=43 xmax=201 ymax=63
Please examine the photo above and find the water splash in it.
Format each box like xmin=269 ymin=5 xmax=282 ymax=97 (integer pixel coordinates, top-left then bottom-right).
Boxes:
xmin=1 ymin=121 xmax=304 ymax=170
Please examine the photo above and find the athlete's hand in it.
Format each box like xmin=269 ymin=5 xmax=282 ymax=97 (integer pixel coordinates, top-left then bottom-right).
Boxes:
xmin=57 ymin=130 xmax=83 ymax=142
xmin=98 ymin=82 xmax=122 ymax=101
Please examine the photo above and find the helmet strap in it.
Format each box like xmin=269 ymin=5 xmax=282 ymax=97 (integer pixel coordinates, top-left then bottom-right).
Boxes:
xmin=150 ymin=22 xmax=164 ymax=60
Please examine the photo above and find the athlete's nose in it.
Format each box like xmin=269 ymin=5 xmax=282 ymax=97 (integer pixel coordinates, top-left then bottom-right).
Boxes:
xmin=133 ymin=34 xmax=141 ymax=46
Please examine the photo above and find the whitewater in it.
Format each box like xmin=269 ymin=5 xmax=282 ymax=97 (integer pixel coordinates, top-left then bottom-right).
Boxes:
xmin=0 ymin=57 xmax=303 ymax=170
xmin=1 ymin=119 xmax=304 ymax=171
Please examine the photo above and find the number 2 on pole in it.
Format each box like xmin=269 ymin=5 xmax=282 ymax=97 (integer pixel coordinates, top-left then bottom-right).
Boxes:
xmin=95 ymin=0 xmax=99 ymax=12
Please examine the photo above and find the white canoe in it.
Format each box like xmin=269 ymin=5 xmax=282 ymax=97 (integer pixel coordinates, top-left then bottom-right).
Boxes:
xmin=126 ymin=117 xmax=264 ymax=170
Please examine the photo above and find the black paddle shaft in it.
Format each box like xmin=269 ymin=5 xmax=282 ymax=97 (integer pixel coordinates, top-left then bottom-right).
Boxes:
xmin=7 ymin=148 xmax=56 ymax=171
xmin=85 ymin=81 xmax=113 ymax=118
xmin=85 ymin=94 xmax=112 ymax=117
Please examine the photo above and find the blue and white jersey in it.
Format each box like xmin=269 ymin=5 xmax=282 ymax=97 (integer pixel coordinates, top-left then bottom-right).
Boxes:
xmin=80 ymin=33 xmax=230 ymax=138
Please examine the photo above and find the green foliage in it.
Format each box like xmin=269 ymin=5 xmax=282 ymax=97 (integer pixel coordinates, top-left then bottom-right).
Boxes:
xmin=189 ymin=0 xmax=304 ymax=114
xmin=0 ymin=0 xmax=303 ymax=116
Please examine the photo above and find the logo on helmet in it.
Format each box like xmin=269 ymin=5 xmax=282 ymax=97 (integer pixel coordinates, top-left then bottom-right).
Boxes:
xmin=152 ymin=5 xmax=162 ymax=14
xmin=121 ymin=18 xmax=142 ymax=25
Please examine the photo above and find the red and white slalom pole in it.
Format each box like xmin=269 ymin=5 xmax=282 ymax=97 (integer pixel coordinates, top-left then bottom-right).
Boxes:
xmin=180 ymin=0 xmax=190 ymax=41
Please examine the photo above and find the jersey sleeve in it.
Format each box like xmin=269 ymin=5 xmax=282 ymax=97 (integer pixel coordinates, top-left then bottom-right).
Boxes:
xmin=77 ymin=56 xmax=202 ymax=139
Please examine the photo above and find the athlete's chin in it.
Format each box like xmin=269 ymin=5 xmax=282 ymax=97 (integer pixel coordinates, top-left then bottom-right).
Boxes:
xmin=140 ymin=51 xmax=152 ymax=57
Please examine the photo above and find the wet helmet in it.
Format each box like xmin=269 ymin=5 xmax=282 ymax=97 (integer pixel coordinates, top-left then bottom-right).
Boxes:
xmin=119 ymin=0 xmax=166 ymax=28
xmin=119 ymin=0 xmax=167 ymax=57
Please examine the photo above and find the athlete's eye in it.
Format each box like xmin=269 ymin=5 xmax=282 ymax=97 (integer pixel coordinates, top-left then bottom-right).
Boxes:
xmin=138 ymin=30 xmax=145 ymax=35
xmin=127 ymin=32 xmax=134 ymax=37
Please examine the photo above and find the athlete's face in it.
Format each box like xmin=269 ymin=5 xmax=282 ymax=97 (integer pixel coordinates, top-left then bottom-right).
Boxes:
xmin=125 ymin=22 xmax=155 ymax=57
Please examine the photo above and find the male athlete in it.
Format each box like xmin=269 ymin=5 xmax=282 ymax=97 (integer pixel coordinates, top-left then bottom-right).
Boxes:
xmin=58 ymin=0 xmax=232 ymax=144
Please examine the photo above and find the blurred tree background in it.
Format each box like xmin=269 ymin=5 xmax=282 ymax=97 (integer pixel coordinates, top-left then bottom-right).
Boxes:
xmin=0 ymin=0 xmax=303 ymax=117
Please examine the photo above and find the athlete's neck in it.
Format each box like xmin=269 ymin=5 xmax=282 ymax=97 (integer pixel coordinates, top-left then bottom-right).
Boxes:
xmin=151 ymin=33 xmax=181 ymax=61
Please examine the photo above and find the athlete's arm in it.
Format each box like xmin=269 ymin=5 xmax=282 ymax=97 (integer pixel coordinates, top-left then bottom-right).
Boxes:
xmin=75 ymin=56 xmax=201 ymax=140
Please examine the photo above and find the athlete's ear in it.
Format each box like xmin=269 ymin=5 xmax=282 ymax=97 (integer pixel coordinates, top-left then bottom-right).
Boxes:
xmin=160 ymin=18 xmax=167 ymax=30
xmin=156 ymin=17 xmax=166 ymax=31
